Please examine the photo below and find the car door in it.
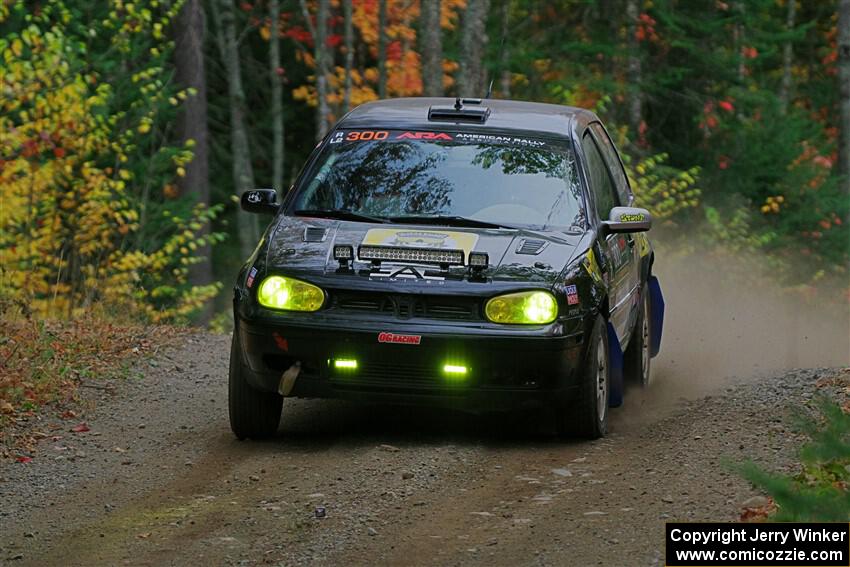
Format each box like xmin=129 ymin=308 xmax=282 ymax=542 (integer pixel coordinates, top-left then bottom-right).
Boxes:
xmin=580 ymin=128 xmax=638 ymax=345
xmin=589 ymin=123 xmax=642 ymax=345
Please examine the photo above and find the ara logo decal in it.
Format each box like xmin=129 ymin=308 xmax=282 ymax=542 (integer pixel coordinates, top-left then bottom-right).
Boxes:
xmin=565 ymin=284 xmax=579 ymax=305
xmin=378 ymin=332 xmax=421 ymax=345
xmin=396 ymin=132 xmax=453 ymax=141
xmin=246 ymin=266 xmax=258 ymax=288
xmin=246 ymin=191 xmax=262 ymax=204
xmin=369 ymin=265 xmax=445 ymax=281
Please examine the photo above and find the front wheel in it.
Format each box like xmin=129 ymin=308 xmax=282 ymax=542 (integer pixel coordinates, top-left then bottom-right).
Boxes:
xmin=556 ymin=314 xmax=609 ymax=439
xmin=228 ymin=332 xmax=283 ymax=440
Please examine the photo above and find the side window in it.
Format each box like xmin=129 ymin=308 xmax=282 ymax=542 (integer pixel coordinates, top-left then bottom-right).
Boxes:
xmin=581 ymin=132 xmax=617 ymax=220
xmin=590 ymin=123 xmax=631 ymax=206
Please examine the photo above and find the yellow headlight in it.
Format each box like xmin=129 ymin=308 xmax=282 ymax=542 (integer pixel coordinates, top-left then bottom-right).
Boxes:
xmin=485 ymin=290 xmax=558 ymax=324
xmin=257 ymin=275 xmax=324 ymax=312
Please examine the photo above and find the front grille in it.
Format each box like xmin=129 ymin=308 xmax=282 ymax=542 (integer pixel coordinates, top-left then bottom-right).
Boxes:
xmin=330 ymin=290 xmax=480 ymax=321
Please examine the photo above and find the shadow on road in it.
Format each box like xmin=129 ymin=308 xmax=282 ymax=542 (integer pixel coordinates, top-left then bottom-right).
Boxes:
xmin=254 ymin=398 xmax=576 ymax=450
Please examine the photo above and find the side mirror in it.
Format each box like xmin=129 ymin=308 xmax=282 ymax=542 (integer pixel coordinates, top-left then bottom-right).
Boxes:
xmin=602 ymin=206 xmax=652 ymax=234
xmin=241 ymin=189 xmax=280 ymax=215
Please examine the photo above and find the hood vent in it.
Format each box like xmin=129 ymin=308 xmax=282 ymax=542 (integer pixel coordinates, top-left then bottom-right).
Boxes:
xmin=303 ymin=227 xmax=327 ymax=242
xmin=516 ymin=238 xmax=548 ymax=255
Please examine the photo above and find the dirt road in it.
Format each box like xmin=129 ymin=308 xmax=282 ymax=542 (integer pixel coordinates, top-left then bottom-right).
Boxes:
xmin=1 ymin=262 xmax=848 ymax=566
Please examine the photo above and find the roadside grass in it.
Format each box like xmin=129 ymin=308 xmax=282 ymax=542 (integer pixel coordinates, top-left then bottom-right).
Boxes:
xmin=738 ymin=371 xmax=850 ymax=521
xmin=0 ymin=299 xmax=185 ymax=458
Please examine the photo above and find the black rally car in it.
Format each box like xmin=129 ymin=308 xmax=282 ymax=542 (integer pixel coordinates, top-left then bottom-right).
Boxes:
xmin=230 ymin=97 xmax=664 ymax=440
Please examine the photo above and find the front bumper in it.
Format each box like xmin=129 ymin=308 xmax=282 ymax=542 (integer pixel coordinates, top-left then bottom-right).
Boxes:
xmin=235 ymin=310 xmax=588 ymax=411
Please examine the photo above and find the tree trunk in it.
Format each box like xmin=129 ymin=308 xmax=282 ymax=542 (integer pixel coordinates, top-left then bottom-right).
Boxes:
xmin=733 ymin=2 xmax=745 ymax=83
xmin=270 ymin=0 xmax=284 ymax=192
xmin=625 ymin=0 xmax=642 ymax=136
xmin=378 ymin=0 xmax=388 ymax=98
xmin=316 ymin=0 xmax=330 ymax=137
xmin=300 ymin=0 xmax=330 ymax=139
xmin=778 ymin=0 xmax=796 ymax=115
xmin=458 ymin=0 xmax=490 ymax=97
xmin=838 ymin=0 xmax=850 ymax=185
xmin=343 ymin=0 xmax=354 ymax=112
xmin=498 ymin=0 xmax=510 ymax=98
xmin=212 ymin=0 xmax=258 ymax=259
xmin=175 ymin=0 xmax=213 ymax=319
xmin=420 ymin=0 xmax=443 ymax=97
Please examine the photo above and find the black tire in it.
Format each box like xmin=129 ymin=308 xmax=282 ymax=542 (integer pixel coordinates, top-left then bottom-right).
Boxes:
xmin=556 ymin=314 xmax=609 ymax=439
xmin=229 ymin=332 xmax=283 ymax=440
xmin=624 ymin=283 xmax=651 ymax=388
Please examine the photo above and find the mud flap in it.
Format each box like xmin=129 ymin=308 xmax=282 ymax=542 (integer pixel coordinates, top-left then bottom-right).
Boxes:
xmin=648 ymin=275 xmax=665 ymax=358
xmin=607 ymin=322 xmax=624 ymax=408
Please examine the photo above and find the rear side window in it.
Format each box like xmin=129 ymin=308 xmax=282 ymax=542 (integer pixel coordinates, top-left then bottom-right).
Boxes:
xmin=581 ymin=133 xmax=617 ymax=220
xmin=590 ymin=123 xmax=631 ymax=206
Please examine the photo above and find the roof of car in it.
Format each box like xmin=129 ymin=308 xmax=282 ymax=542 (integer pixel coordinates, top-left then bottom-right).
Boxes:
xmin=337 ymin=97 xmax=598 ymax=139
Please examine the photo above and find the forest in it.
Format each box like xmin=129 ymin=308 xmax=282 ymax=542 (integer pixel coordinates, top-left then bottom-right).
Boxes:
xmin=0 ymin=0 xmax=847 ymax=325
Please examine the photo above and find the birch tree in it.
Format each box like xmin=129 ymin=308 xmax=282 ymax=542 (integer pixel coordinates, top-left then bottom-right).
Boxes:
xmin=300 ymin=0 xmax=330 ymax=139
xmin=458 ymin=0 xmax=490 ymax=97
xmin=270 ymin=0 xmax=284 ymax=191
xmin=778 ymin=0 xmax=796 ymax=115
xmin=838 ymin=0 xmax=850 ymax=184
xmin=211 ymin=0 xmax=258 ymax=259
xmin=420 ymin=0 xmax=443 ymax=97
xmin=343 ymin=0 xmax=354 ymax=112
xmin=625 ymin=0 xmax=642 ymax=136
xmin=378 ymin=0 xmax=388 ymax=98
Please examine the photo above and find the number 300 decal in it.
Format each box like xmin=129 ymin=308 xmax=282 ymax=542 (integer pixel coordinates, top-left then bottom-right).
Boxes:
xmin=346 ymin=130 xmax=389 ymax=141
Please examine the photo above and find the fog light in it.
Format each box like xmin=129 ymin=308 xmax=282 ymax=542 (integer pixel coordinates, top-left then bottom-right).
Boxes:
xmin=443 ymin=364 xmax=468 ymax=376
xmin=333 ymin=359 xmax=358 ymax=369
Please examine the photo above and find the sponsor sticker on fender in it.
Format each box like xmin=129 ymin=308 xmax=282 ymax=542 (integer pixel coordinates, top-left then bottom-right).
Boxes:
xmin=378 ymin=332 xmax=422 ymax=345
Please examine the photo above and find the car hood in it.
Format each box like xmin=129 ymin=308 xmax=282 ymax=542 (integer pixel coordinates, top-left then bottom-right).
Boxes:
xmin=264 ymin=216 xmax=586 ymax=286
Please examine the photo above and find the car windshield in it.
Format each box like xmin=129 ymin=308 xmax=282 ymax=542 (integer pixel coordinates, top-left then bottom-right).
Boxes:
xmin=290 ymin=130 xmax=586 ymax=231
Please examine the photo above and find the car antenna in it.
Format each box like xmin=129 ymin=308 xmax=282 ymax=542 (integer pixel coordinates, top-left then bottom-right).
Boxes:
xmin=485 ymin=79 xmax=494 ymax=99
xmin=454 ymin=97 xmax=463 ymax=110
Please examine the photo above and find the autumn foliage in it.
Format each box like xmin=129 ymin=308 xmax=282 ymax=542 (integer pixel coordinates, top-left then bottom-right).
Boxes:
xmin=0 ymin=1 xmax=221 ymax=323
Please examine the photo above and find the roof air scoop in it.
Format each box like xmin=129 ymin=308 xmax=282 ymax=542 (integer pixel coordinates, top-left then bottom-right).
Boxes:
xmin=428 ymin=98 xmax=490 ymax=124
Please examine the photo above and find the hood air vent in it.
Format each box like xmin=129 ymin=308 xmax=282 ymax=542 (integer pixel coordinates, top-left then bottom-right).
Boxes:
xmin=516 ymin=239 xmax=547 ymax=255
xmin=303 ymin=227 xmax=327 ymax=242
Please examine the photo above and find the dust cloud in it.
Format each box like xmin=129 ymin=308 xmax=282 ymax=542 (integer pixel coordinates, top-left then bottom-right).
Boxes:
xmin=630 ymin=247 xmax=849 ymax=409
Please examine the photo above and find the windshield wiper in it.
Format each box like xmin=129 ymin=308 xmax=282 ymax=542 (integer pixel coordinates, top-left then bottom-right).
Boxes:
xmin=294 ymin=209 xmax=389 ymax=224
xmin=387 ymin=215 xmax=514 ymax=229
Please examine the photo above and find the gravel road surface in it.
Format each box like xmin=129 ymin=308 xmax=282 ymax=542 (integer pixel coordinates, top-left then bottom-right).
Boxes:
xmin=2 ymin=260 xmax=847 ymax=566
